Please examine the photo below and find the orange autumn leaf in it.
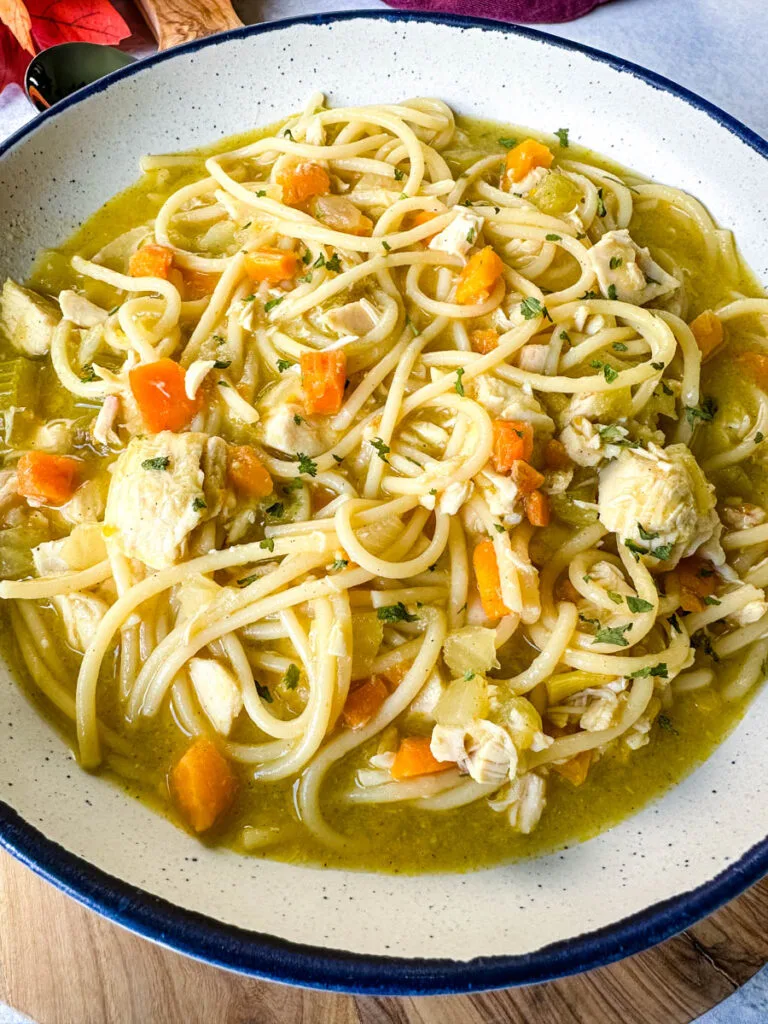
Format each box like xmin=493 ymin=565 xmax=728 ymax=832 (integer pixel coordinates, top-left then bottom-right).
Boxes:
xmin=0 ymin=0 xmax=34 ymax=53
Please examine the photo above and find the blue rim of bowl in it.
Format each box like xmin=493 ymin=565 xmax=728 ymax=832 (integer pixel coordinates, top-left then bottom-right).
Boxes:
xmin=1 ymin=9 xmax=768 ymax=996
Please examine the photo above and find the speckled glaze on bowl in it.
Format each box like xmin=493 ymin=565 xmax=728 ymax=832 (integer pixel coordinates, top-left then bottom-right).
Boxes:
xmin=1 ymin=11 xmax=768 ymax=995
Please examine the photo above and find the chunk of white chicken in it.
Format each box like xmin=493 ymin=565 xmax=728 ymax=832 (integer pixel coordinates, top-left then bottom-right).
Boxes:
xmin=60 ymin=477 xmax=108 ymax=526
xmin=58 ymin=290 xmax=108 ymax=328
xmin=54 ymin=592 xmax=109 ymax=653
xmin=105 ymin=432 xmax=227 ymax=570
xmin=431 ymin=719 xmax=518 ymax=785
xmin=587 ymin=229 xmax=679 ymax=306
xmin=507 ymin=165 xmax=550 ymax=197
xmin=473 ymin=468 xmax=522 ymax=527
xmin=188 ymin=657 xmax=243 ymax=736
xmin=489 ymin=772 xmax=547 ymax=834
xmin=721 ymin=502 xmax=766 ymax=531
xmin=517 ymin=344 xmax=549 ymax=373
xmin=580 ymin=689 xmax=620 ymax=731
xmin=598 ymin=443 xmax=722 ymax=570
xmin=473 ymin=373 xmax=554 ymax=432
xmin=0 ymin=280 xmax=61 ymax=357
xmin=32 ymin=523 xmax=106 ymax=575
xmin=324 ymin=298 xmax=378 ymax=337
xmin=559 ymin=416 xmax=603 ymax=467
xmin=257 ymin=377 xmax=341 ymax=458
xmin=428 ymin=209 xmax=484 ymax=265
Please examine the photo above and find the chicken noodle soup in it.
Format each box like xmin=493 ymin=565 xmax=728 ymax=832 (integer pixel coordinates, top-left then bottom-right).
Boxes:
xmin=1 ymin=95 xmax=767 ymax=871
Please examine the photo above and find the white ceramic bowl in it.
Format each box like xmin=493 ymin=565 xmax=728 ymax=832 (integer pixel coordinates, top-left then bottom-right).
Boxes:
xmin=1 ymin=12 xmax=767 ymax=994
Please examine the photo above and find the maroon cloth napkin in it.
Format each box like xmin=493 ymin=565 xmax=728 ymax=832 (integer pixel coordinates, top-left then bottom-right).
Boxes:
xmin=381 ymin=0 xmax=610 ymax=23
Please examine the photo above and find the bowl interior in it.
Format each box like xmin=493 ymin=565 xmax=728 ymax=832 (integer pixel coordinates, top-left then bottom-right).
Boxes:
xmin=1 ymin=13 xmax=767 ymax=990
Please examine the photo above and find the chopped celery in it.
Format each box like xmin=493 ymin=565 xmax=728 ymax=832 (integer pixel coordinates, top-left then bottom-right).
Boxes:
xmin=0 ymin=357 xmax=38 ymax=411
xmin=0 ymin=514 xmax=51 ymax=580
xmin=529 ymin=172 xmax=581 ymax=216
xmin=550 ymin=493 xmax=599 ymax=527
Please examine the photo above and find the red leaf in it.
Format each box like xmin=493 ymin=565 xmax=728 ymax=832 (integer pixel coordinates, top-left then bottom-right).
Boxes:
xmin=0 ymin=22 xmax=31 ymax=91
xmin=27 ymin=0 xmax=130 ymax=49
xmin=0 ymin=0 xmax=35 ymax=54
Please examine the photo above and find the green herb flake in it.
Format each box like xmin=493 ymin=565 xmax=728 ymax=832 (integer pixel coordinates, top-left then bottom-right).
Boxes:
xmin=630 ymin=663 xmax=668 ymax=679
xmin=607 ymin=591 xmax=623 ymax=604
xmin=255 ymin=190 xmax=267 ymax=198
xmin=609 ymin=256 xmax=623 ymax=270
xmin=757 ymin=432 xmax=765 ymax=444
xmin=668 ymin=614 xmax=682 ymax=634
xmin=141 ymin=456 xmax=170 ymax=471
xmin=330 ymin=559 xmax=348 ymax=572
xmin=466 ymin=227 xmax=476 ymax=244
xmin=370 ymin=437 xmax=391 ymax=463
xmin=520 ymin=296 xmax=550 ymax=320
xmin=657 ymin=714 xmax=679 ymax=735
xmin=295 ymin=452 xmax=318 ymax=477
xmin=651 ymin=361 xmax=665 ymax=371
xmin=377 ymin=602 xmax=418 ymax=624
xmin=382 ymin=240 xmax=392 ymax=252
xmin=554 ymin=127 xmax=569 ymax=148
xmin=332 ymin=453 xmax=344 ymax=464
xmin=545 ymin=233 xmax=562 ymax=242
xmin=213 ymin=359 xmax=231 ymax=369
xmin=464 ymin=670 xmax=475 ymax=681
xmin=685 ymin=397 xmax=717 ymax=426
xmin=637 ymin=523 xmax=659 ymax=541
xmin=580 ymin=290 xmax=599 ymax=300
xmin=455 ymin=367 xmax=465 ymax=396
xmin=299 ymin=272 xmax=313 ymax=283
xmin=703 ymin=595 xmax=721 ymax=606
xmin=498 ymin=137 xmax=517 ymax=149
xmin=192 ymin=496 xmax=207 ymax=512
xmin=394 ymin=167 xmax=405 ymax=181
xmin=293 ymin=414 xmax=303 ymax=426
xmin=627 ymin=596 xmax=654 ymax=613
xmin=493 ymin=524 xmax=506 ymax=534
xmin=612 ymin=342 xmax=628 ymax=352
xmin=79 ymin=364 xmax=99 ymax=383
xmin=325 ymin=253 xmax=341 ymax=272
xmin=593 ymin=622 xmax=633 ymax=647
xmin=559 ymin=330 xmax=571 ymax=343
xmin=607 ymin=284 xmax=618 ymax=301
xmin=276 ymin=358 xmax=294 ymax=373
xmin=661 ymin=382 xmax=674 ymax=396
xmin=237 ymin=573 xmax=259 ymax=588
xmin=596 ymin=188 xmax=607 ymax=217
xmin=266 ymin=501 xmax=284 ymax=519
xmin=255 ymin=680 xmax=273 ymax=704
xmin=283 ymin=664 xmax=300 ymax=690
xmin=265 ymin=296 xmax=284 ymax=314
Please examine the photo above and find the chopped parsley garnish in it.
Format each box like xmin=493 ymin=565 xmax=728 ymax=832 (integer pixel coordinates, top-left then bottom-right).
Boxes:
xmin=283 ymin=128 xmax=294 ymax=140
xmin=295 ymin=452 xmax=318 ymax=477
xmin=651 ymin=361 xmax=665 ymax=371
xmin=405 ymin=315 xmax=419 ymax=337
xmin=661 ymin=382 xmax=674 ymax=395
xmin=668 ymin=614 xmax=681 ymax=634
xmin=332 ymin=453 xmax=344 ymax=464
xmin=580 ymin=290 xmax=599 ymax=300
xmin=141 ymin=456 xmax=170 ymax=471
xmin=593 ymin=622 xmax=632 ymax=647
xmin=691 ymin=630 xmax=720 ymax=662
xmin=325 ymin=253 xmax=341 ymax=272
xmin=627 ymin=596 xmax=654 ymax=613
xmin=282 ymin=479 xmax=303 ymax=493
xmin=255 ymin=680 xmax=273 ymax=703
xmin=313 ymin=254 xmax=326 ymax=268
xmin=266 ymin=501 xmax=284 ymax=518
xmin=559 ymin=330 xmax=571 ymax=343
xmin=597 ymin=424 xmax=639 ymax=448
xmin=637 ymin=523 xmax=658 ymax=541
xmin=455 ymin=367 xmax=465 ymax=396
xmin=651 ymin=543 xmax=673 ymax=561
xmin=609 ymin=256 xmax=623 ymax=269
xmin=255 ymin=190 xmax=267 ymax=198
xmin=703 ymin=595 xmax=721 ymax=606
xmin=545 ymin=233 xmax=561 ymax=242
xmin=213 ymin=359 xmax=231 ymax=369
xmin=624 ymin=539 xmax=646 ymax=561
xmin=79 ymin=364 xmax=99 ymax=383
xmin=276 ymin=358 xmax=294 ymax=373
xmin=657 ymin=714 xmax=678 ymax=734
xmin=590 ymin=359 xmax=618 ymax=383
xmin=218 ymin=380 xmax=231 ymax=388
xmin=259 ymin=538 xmax=275 ymax=552
xmin=192 ymin=496 xmax=207 ymax=511
xmin=520 ymin=296 xmax=551 ymax=321
xmin=685 ymin=397 xmax=717 ymax=426
xmin=330 ymin=559 xmax=348 ymax=572
xmin=612 ymin=342 xmax=628 ymax=352
xmin=756 ymin=432 xmax=765 ymax=444
xmin=394 ymin=167 xmax=405 ymax=181
xmin=377 ymin=602 xmax=418 ymax=623
xmin=302 ymin=249 xmax=313 ymax=265
xmin=265 ymin=296 xmax=284 ymax=313
xmin=607 ymin=591 xmax=623 ymax=604
xmin=596 ymin=187 xmax=607 ymax=217
xmin=283 ymin=664 xmax=300 ymax=690
xmin=299 ymin=272 xmax=313 ymax=283
xmin=466 ymin=227 xmax=476 ymax=244
xmin=382 ymin=240 xmax=392 ymax=252
xmin=108 ymin=305 xmax=121 ymax=315
xmin=293 ymin=414 xmax=303 ymax=425
xmin=237 ymin=573 xmax=259 ymax=588
xmin=498 ymin=137 xmax=517 ymax=149
xmin=370 ymin=437 xmax=391 ymax=463
xmin=244 ymin=294 xmax=256 ymax=302
xmin=493 ymin=524 xmax=506 ymax=534
xmin=554 ymin=127 xmax=569 ymax=147
xmin=607 ymin=284 xmax=618 ymax=300
xmin=464 ymin=670 xmax=475 ymax=681
xmin=630 ymin=663 xmax=668 ymax=679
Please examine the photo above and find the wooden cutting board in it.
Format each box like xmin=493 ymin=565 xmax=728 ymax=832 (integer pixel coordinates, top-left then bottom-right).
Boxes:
xmin=134 ymin=0 xmax=242 ymax=50
xmin=1 ymin=847 xmax=766 ymax=1024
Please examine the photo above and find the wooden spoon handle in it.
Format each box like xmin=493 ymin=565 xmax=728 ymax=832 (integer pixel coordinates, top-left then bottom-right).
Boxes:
xmin=135 ymin=0 xmax=243 ymax=50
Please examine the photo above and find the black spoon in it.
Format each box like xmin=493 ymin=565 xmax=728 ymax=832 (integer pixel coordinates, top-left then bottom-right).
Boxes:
xmin=24 ymin=42 xmax=136 ymax=112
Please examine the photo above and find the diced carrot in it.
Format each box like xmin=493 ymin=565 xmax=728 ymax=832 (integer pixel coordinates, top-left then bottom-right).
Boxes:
xmin=544 ymin=438 xmax=571 ymax=470
xmin=391 ymin=735 xmax=452 ymax=781
xmin=524 ymin=489 xmax=550 ymax=527
xmin=129 ymin=358 xmax=201 ymax=433
xmin=301 ymin=350 xmax=346 ymax=415
xmin=455 ymin=246 xmax=505 ymax=306
xmin=342 ymin=676 xmax=389 ymax=729
xmin=492 ymin=419 xmax=534 ymax=472
xmin=228 ymin=445 xmax=273 ymax=498
xmin=244 ymin=248 xmax=298 ymax=284
xmin=511 ymin=460 xmax=545 ymax=495
xmin=737 ymin=351 xmax=768 ymax=390
xmin=675 ymin=556 xmax=717 ymax=613
xmin=309 ymin=195 xmax=373 ymax=236
xmin=689 ymin=310 xmax=724 ymax=361
xmin=408 ymin=209 xmax=440 ymax=242
xmin=551 ymin=750 xmax=591 ymax=786
xmin=170 ymin=738 xmax=237 ymax=833
xmin=182 ymin=268 xmax=220 ymax=299
xmin=503 ymin=138 xmax=554 ymax=188
xmin=16 ymin=451 xmax=80 ymax=506
xmin=128 ymin=244 xmax=174 ymax=279
xmin=276 ymin=161 xmax=330 ymax=207
xmin=473 ymin=539 xmax=510 ymax=619
xmin=379 ymin=661 xmax=412 ymax=687
xmin=470 ymin=328 xmax=499 ymax=355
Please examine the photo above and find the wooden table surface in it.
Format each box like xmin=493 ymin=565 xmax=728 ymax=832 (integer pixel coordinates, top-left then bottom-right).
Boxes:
xmin=1 ymin=849 xmax=766 ymax=1024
